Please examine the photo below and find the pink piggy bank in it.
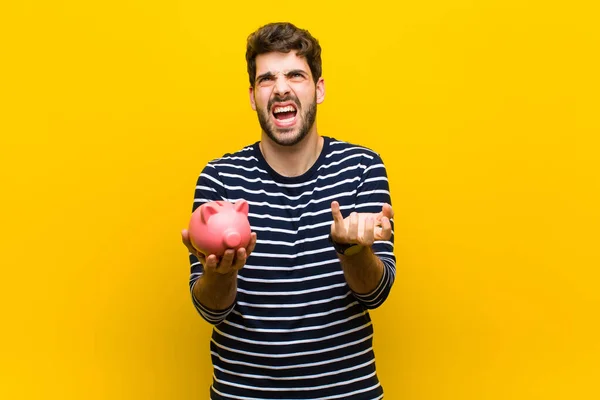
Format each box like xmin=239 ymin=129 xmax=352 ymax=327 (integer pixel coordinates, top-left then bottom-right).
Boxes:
xmin=188 ymin=200 xmax=252 ymax=257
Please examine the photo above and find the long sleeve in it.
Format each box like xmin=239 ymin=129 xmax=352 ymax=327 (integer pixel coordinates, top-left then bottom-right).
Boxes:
xmin=351 ymin=152 xmax=396 ymax=309
xmin=187 ymin=163 xmax=234 ymax=324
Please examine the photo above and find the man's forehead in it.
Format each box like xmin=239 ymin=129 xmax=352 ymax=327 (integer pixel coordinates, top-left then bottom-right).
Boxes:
xmin=255 ymin=51 xmax=310 ymax=73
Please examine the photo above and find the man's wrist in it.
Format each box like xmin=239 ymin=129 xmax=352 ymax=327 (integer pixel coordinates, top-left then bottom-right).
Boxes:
xmin=204 ymin=268 xmax=238 ymax=282
xmin=328 ymin=234 xmax=364 ymax=256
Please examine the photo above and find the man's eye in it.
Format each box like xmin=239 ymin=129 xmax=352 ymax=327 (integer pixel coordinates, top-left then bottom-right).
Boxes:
xmin=258 ymin=76 xmax=274 ymax=86
xmin=289 ymin=73 xmax=305 ymax=81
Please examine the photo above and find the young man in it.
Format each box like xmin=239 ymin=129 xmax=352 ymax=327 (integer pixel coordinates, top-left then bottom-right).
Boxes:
xmin=182 ymin=22 xmax=396 ymax=400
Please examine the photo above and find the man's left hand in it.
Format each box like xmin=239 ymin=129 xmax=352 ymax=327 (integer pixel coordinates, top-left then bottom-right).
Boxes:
xmin=330 ymin=201 xmax=394 ymax=247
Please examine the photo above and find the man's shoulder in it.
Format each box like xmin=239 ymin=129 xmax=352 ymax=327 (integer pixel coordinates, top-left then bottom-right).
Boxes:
xmin=205 ymin=142 xmax=259 ymax=166
xmin=325 ymin=136 xmax=383 ymax=161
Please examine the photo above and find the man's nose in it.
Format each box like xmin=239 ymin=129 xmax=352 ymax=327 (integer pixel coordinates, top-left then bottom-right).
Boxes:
xmin=273 ymin=76 xmax=291 ymax=96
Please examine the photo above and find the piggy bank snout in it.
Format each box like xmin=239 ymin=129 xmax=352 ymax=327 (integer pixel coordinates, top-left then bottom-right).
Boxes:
xmin=223 ymin=230 xmax=241 ymax=249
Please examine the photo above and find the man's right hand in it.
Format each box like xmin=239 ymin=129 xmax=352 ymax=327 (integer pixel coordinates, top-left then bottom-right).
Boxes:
xmin=181 ymin=229 xmax=258 ymax=276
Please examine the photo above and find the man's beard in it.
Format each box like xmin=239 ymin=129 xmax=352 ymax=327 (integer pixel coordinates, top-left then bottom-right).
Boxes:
xmin=256 ymin=94 xmax=317 ymax=147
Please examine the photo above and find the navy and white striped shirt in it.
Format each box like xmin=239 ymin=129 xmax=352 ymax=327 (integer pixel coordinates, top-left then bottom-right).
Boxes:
xmin=188 ymin=136 xmax=396 ymax=399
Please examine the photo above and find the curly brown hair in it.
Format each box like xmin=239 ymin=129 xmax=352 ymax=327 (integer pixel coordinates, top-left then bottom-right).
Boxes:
xmin=245 ymin=22 xmax=322 ymax=87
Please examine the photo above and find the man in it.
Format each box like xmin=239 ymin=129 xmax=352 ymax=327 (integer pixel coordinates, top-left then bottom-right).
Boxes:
xmin=181 ymin=22 xmax=396 ymax=399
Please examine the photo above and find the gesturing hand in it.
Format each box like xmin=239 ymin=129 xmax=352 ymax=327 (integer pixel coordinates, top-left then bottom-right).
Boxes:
xmin=330 ymin=201 xmax=394 ymax=247
xmin=181 ymin=229 xmax=257 ymax=276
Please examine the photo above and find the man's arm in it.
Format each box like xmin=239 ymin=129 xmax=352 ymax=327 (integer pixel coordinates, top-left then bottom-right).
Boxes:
xmin=329 ymin=149 xmax=396 ymax=309
xmin=337 ymin=246 xmax=384 ymax=294
xmin=186 ymin=234 xmax=257 ymax=310
xmin=184 ymin=164 xmax=257 ymax=324
xmin=330 ymin=201 xmax=393 ymax=295
xmin=183 ymin=229 xmax=257 ymax=323
xmin=192 ymin=269 xmax=238 ymax=311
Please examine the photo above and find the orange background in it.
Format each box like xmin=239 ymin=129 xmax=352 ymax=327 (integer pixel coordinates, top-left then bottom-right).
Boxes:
xmin=1 ymin=1 xmax=599 ymax=399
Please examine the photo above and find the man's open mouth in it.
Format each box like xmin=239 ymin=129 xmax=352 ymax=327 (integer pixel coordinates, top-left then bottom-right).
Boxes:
xmin=272 ymin=103 xmax=298 ymax=126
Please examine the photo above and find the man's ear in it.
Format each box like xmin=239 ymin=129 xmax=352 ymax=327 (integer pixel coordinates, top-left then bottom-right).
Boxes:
xmin=249 ymin=86 xmax=256 ymax=111
xmin=316 ymin=77 xmax=325 ymax=104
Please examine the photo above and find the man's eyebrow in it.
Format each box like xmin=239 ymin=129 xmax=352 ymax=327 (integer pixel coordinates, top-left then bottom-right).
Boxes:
xmin=256 ymin=72 xmax=276 ymax=82
xmin=256 ymin=70 xmax=309 ymax=82
xmin=285 ymin=69 xmax=308 ymax=77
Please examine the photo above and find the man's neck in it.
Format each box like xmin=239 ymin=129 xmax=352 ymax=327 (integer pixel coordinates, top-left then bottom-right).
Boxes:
xmin=259 ymin=133 xmax=324 ymax=178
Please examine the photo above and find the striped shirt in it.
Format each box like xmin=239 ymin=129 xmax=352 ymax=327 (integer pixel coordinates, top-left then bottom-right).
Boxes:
xmin=188 ymin=135 xmax=396 ymax=399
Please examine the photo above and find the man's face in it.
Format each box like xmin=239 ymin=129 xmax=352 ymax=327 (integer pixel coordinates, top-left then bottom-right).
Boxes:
xmin=249 ymin=51 xmax=325 ymax=147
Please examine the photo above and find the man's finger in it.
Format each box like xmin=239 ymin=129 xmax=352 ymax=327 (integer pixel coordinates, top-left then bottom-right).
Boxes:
xmin=246 ymin=232 xmax=258 ymax=255
xmin=219 ymin=249 xmax=236 ymax=269
xmin=382 ymin=203 xmax=394 ymax=219
xmin=232 ymin=247 xmax=247 ymax=270
xmin=378 ymin=216 xmax=393 ymax=241
xmin=331 ymin=201 xmax=345 ymax=227
xmin=203 ymin=254 xmax=219 ymax=273
xmin=196 ymin=253 xmax=207 ymax=265
xmin=348 ymin=212 xmax=359 ymax=242
xmin=182 ymin=230 xmax=205 ymax=261
xmin=363 ymin=216 xmax=375 ymax=246
xmin=181 ymin=229 xmax=192 ymax=248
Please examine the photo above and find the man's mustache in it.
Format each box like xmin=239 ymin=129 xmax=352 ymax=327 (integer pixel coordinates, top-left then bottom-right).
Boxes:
xmin=268 ymin=95 xmax=301 ymax=110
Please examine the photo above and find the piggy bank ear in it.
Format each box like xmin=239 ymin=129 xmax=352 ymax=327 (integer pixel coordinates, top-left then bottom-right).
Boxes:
xmin=234 ymin=199 xmax=249 ymax=215
xmin=201 ymin=203 xmax=219 ymax=223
